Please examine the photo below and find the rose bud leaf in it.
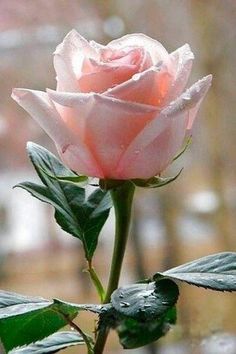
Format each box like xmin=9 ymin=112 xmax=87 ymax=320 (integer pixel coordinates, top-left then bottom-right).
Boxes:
xmin=14 ymin=142 xmax=112 ymax=261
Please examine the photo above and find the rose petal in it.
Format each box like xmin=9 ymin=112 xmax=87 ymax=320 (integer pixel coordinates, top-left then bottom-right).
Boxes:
xmin=116 ymin=110 xmax=188 ymax=179
xmin=104 ymin=63 xmax=172 ymax=106
xmin=116 ymin=75 xmax=212 ymax=179
xmin=54 ymin=29 xmax=98 ymax=92
xmin=78 ymin=62 xmax=138 ymax=93
xmin=166 ymin=44 xmax=194 ymax=102
xmin=78 ymin=48 xmax=147 ymax=93
xmin=47 ymin=90 xmax=158 ymax=178
xmin=11 ymin=88 xmax=103 ymax=177
xmin=108 ymin=33 xmax=170 ymax=67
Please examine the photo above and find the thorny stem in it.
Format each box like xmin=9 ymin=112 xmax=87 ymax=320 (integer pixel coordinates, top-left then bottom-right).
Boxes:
xmin=93 ymin=181 xmax=135 ymax=354
xmin=63 ymin=314 xmax=93 ymax=354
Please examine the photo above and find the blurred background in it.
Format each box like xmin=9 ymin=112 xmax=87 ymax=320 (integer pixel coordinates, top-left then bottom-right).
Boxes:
xmin=0 ymin=0 xmax=236 ymax=353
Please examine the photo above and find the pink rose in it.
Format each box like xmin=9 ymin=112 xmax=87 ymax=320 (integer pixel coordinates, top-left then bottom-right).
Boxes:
xmin=12 ymin=30 xmax=212 ymax=180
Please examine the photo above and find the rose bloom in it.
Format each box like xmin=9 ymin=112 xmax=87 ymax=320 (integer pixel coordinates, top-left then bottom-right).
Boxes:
xmin=12 ymin=31 xmax=211 ymax=180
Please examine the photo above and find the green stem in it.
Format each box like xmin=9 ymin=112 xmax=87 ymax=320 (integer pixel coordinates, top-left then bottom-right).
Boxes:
xmin=94 ymin=181 xmax=135 ymax=354
xmin=61 ymin=314 xmax=93 ymax=354
xmin=87 ymin=262 xmax=105 ymax=303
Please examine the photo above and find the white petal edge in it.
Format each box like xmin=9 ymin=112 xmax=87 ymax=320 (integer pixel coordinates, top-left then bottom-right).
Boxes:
xmin=108 ymin=33 xmax=171 ymax=67
xmin=166 ymin=44 xmax=194 ymax=102
xmin=12 ymin=88 xmax=71 ymax=146
xmin=53 ymin=29 xmax=98 ymax=92
xmin=47 ymin=89 xmax=159 ymax=115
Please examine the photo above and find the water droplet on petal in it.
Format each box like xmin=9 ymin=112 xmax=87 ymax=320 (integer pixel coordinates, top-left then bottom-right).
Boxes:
xmin=182 ymin=92 xmax=191 ymax=100
xmin=132 ymin=73 xmax=141 ymax=81
xmin=134 ymin=150 xmax=140 ymax=155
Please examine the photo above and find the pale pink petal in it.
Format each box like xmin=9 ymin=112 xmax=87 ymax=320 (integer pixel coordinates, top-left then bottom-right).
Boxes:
xmin=116 ymin=75 xmax=212 ymax=179
xmin=57 ymin=143 xmax=104 ymax=178
xmin=53 ymin=30 xmax=98 ymax=92
xmin=166 ymin=44 xmax=194 ymax=102
xmin=104 ymin=63 xmax=172 ymax=106
xmin=116 ymin=110 xmax=188 ymax=179
xmin=11 ymin=88 xmax=103 ymax=177
xmin=12 ymin=88 xmax=70 ymax=146
xmin=108 ymin=33 xmax=170 ymax=67
xmin=47 ymin=90 xmax=158 ymax=178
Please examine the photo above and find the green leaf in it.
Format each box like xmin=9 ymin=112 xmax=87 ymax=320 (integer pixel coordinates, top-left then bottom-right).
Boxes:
xmin=131 ymin=169 xmax=183 ymax=188
xmin=117 ymin=307 xmax=177 ymax=349
xmin=10 ymin=331 xmax=85 ymax=353
xmin=15 ymin=143 xmax=112 ymax=261
xmin=52 ymin=299 xmax=102 ymax=315
xmin=0 ymin=291 xmax=80 ymax=352
xmin=157 ymin=252 xmax=236 ymax=291
xmin=111 ymin=279 xmax=179 ymax=321
xmin=173 ymin=136 xmax=192 ymax=161
xmin=26 ymin=142 xmax=81 ymax=184
xmin=98 ymin=281 xmax=178 ymax=349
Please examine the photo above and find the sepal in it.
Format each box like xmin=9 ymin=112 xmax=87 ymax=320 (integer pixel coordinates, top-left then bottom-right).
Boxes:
xmin=132 ymin=168 xmax=183 ymax=188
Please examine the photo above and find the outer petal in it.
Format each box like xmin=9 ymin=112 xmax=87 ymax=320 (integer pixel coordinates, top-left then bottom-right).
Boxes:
xmin=11 ymin=88 xmax=103 ymax=177
xmin=54 ymin=30 xmax=98 ymax=92
xmin=166 ymin=44 xmax=194 ymax=103
xmin=47 ymin=90 xmax=158 ymax=178
xmin=116 ymin=75 xmax=212 ymax=179
xmin=108 ymin=33 xmax=171 ymax=67
xmin=104 ymin=63 xmax=172 ymax=106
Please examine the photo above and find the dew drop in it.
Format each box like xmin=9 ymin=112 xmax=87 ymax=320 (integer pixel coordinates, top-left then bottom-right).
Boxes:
xmin=182 ymin=92 xmax=191 ymax=100
xmin=134 ymin=150 xmax=140 ymax=155
xmin=162 ymin=301 xmax=169 ymax=305
xmin=138 ymin=308 xmax=145 ymax=313
xmin=120 ymin=301 xmax=130 ymax=307
xmin=144 ymin=304 xmax=151 ymax=308
xmin=132 ymin=73 xmax=141 ymax=81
